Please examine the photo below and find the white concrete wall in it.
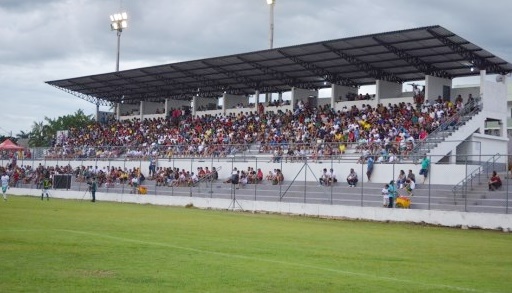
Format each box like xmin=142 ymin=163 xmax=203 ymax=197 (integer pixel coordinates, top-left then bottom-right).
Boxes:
xmin=21 ymin=159 xmax=478 ymax=186
xmin=376 ymin=80 xmax=402 ymax=100
xmin=291 ymin=87 xmax=318 ymax=105
xmin=425 ymin=75 xmax=452 ymax=101
xmin=223 ymin=93 xmax=248 ymax=110
xmin=452 ymin=86 xmax=479 ymax=103
xmin=119 ymin=103 xmax=139 ymax=116
xmin=471 ymin=133 xmax=508 ymax=163
xmin=332 ymin=84 xmax=358 ymax=102
xmin=167 ymin=99 xmax=192 ymax=111
xmin=317 ymin=97 xmax=332 ymax=108
xmin=143 ymin=102 xmax=165 ymax=114
xmin=482 ymin=80 xmax=507 ymax=120
xmin=8 ymin=188 xmax=511 ymax=231
xmin=194 ymin=96 xmax=218 ymax=112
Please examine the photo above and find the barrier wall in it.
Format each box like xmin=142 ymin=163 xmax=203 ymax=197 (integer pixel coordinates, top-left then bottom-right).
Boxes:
xmin=8 ymin=188 xmax=511 ymax=231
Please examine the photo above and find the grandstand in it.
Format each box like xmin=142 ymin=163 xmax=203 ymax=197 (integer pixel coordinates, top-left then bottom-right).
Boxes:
xmin=9 ymin=25 xmax=512 ymax=229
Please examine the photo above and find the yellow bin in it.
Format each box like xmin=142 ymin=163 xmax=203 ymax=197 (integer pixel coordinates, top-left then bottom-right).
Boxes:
xmin=395 ymin=196 xmax=411 ymax=209
xmin=138 ymin=186 xmax=148 ymax=195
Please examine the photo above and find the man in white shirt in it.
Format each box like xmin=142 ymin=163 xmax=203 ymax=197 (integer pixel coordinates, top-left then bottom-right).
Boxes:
xmin=1 ymin=172 xmax=9 ymax=201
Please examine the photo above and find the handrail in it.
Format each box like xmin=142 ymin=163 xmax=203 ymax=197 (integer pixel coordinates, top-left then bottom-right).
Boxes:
xmin=194 ymin=166 xmax=222 ymax=186
xmin=411 ymin=98 xmax=482 ymax=157
xmin=452 ymin=153 xmax=501 ymax=198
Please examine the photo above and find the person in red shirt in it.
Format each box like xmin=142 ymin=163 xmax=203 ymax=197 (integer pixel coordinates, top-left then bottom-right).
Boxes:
xmin=197 ymin=167 xmax=206 ymax=179
xmin=256 ymin=168 xmax=264 ymax=183
xmin=488 ymin=171 xmax=502 ymax=191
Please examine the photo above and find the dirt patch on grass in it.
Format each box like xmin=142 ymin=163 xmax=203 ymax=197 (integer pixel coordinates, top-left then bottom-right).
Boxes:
xmin=66 ymin=269 xmax=117 ymax=278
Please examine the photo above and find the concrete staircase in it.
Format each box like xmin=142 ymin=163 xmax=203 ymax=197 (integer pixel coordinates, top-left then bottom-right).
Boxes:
xmin=411 ymin=105 xmax=483 ymax=164
xmin=448 ymin=170 xmax=511 ymax=213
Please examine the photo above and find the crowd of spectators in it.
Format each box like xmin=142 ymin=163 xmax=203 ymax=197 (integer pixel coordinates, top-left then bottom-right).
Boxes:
xmin=43 ymin=95 xmax=473 ymax=163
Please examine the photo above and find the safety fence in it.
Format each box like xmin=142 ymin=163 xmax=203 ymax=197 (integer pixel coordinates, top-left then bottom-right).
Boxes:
xmin=2 ymin=153 xmax=510 ymax=214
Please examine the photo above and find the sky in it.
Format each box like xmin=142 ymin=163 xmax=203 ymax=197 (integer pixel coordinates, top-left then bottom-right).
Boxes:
xmin=1 ymin=0 xmax=511 ymax=136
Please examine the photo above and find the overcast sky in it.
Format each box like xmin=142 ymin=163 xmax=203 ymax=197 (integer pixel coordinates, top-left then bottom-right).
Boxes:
xmin=1 ymin=0 xmax=511 ymax=136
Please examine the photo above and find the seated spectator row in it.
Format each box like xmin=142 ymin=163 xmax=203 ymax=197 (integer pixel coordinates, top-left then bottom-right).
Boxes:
xmin=45 ymin=97 xmax=470 ymax=161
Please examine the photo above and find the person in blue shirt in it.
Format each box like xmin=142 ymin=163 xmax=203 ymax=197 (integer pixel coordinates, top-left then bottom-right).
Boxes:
xmin=366 ymin=156 xmax=375 ymax=181
xmin=387 ymin=180 xmax=397 ymax=208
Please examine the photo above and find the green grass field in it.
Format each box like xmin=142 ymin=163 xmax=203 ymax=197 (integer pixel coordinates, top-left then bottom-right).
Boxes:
xmin=0 ymin=196 xmax=511 ymax=293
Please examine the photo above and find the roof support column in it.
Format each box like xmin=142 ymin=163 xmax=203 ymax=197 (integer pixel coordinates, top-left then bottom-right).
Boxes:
xmin=140 ymin=101 xmax=145 ymax=120
xmin=192 ymin=96 xmax=197 ymax=116
xmin=479 ymin=69 xmax=486 ymax=101
xmin=164 ymin=99 xmax=170 ymax=118
xmin=115 ymin=103 xmax=120 ymax=120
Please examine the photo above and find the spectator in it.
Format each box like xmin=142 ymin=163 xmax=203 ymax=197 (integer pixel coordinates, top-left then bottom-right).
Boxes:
xmin=366 ymin=156 xmax=374 ymax=181
xmin=396 ymin=170 xmax=406 ymax=189
xmin=319 ymin=168 xmax=329 ymax=186
xmin=346 ymin=168 xmax=358 ymax=187
xmin=403 ymin=179 xmax=415 ymax=196
xmin=273 ymin=169 xmax=284 ymax=185
xmin=382 ymin=184 xmax=389 ymax=207
xmin=387 ymin=180 xmax=397 ymax=208
xmin=419 ymin=155 xmax=430 ymax=183
xmin=407 ymin=169 xmax=416 ymax=183
xmin=256 ymin=168 xmax=263 ymax=183
xmin=328 ymin=168 xmax=337 ymax=185
xmin=488 ymin=171 xmax=502 ymax=191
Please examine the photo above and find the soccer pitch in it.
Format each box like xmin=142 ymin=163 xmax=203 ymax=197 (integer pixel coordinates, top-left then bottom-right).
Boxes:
xmin=0 ymin=196 xmax=510 ymax=293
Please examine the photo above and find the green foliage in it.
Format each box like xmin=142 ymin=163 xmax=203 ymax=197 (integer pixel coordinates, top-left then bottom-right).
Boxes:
xmin=27 ymin=109 xmax=94 ymax=147
xmin=0 ymin=197 xmax=511 ymax=292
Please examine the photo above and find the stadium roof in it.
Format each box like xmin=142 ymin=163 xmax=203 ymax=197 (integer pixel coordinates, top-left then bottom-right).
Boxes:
xmin=46 ymin=25 xmax=512 ymax=106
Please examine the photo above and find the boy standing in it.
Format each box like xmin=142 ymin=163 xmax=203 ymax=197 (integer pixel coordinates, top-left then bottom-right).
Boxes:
xmin=381 ymin=184 xmax=389 ymax=207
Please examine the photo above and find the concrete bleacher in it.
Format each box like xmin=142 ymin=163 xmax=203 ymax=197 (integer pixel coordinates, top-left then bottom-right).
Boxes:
xmin=15 ymin=173 xmax=511 ymax=215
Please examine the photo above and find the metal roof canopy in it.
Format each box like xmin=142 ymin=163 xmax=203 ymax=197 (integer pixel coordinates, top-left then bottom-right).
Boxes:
xmin=46 ymin=25 xmax=512 ymax=106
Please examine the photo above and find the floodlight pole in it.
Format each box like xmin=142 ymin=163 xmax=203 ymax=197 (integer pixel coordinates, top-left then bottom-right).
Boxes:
xmin=110 ymin=12 xmax=128 ymax=121
xmin=265 ymin=0 xmax=276 ymax=103
xmin=116 ymin=30 xmax=122 ymax=72
xmin=268 ymin=0 xmax=275 ymax=49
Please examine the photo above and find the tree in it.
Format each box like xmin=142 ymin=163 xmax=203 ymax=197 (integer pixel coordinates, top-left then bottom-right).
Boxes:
xmin=28 ymin=109 xmax=95 ymax=147
xmin=16 ymin=131 xmax=29 ymax=139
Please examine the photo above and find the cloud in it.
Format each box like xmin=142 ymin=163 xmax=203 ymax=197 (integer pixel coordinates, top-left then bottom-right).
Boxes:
xmin=0 ymin=0 xmax=511 ymax=135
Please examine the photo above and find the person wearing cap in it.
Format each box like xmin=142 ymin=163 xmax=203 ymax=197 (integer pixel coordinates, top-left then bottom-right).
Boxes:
xmin=387 ymin=180 xmax=397 ymax=208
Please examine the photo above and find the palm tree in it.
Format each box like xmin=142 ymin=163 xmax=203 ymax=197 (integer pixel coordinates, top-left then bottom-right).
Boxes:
xmin=16 ymin=131 xmax=29 ymax=139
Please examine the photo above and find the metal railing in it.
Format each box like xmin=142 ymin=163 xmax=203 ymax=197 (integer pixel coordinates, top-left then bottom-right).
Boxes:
xmin=411 ymin=98 xmax=482 ymax=159
xmin=452 ymin=154 xmax=501 ymax=199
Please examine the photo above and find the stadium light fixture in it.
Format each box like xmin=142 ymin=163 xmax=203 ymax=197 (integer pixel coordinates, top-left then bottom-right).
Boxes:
xmin=110 ymin=12 xmax=128 ymax=72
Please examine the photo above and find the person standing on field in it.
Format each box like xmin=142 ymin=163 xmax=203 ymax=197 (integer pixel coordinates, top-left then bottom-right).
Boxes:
xmin=1 ymin=172 xmax=9 ymax=201
xmin=41 ymin=177 xmax=51 ymax=201
xmin=91 ymin=177 xmax=98 ymax=202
